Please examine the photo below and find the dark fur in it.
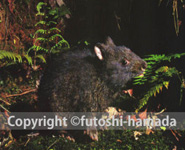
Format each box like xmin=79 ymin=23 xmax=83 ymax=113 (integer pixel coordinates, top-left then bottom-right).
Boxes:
xmin=38 ymin=37 xmax=147 ymax=112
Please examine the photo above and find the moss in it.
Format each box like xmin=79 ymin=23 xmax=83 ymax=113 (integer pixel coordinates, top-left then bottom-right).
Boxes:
xmin=8 ymin=130 xmax=176 ymax=150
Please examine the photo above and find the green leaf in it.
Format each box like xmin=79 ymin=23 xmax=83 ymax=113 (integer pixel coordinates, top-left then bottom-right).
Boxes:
xmin=49 ymin=28 xmax=61 ymax=33
xmin=49 ymin=34 xmax=64 ymax=41
xmin=34 ymin=37 xmax=48 ymax=44
xmin=46 ymin=21 xmax=57 ymax=26
xmin=24 ymin=54 xmax=33 ymax=65
xmin=35 ymin=55 xmax=46 ymax=63
xmin=0 ymin=50 xmax=22 ymax=63
xmin=36 ymin=2 xmax=47 ymax=16
xmin=34 ymin=29 xmax=47 ymax=37
xmin=160 ymin=126 xmax=166 ymax=131
xmin=35 ymin=21 xmax=46 ymax=26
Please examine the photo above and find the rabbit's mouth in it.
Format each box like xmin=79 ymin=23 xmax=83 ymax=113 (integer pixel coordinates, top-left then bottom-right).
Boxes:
xmin=138 ymin=67 xmax=146 ymax=77
xmin=123 ymin=67 xmax=146 ymax=97
xmin=123 ymin=89 xmax=133 ymax=96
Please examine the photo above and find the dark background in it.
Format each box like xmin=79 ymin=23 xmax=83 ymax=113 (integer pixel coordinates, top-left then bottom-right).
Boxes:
xmin=64 ymin=0 xmax=185 ymax=56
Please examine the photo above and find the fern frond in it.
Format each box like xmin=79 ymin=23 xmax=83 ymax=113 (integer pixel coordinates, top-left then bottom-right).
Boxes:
xmin=50 ymin=39 xmax=70 ymax=52
xmin=35 ymin=21 xmax=46 ymax=26
xmin=23 ymin=54 xmax=33 ymax=65
xmin=134 ymin=53 xmax=185 ymax=112
xmin=136 ymin=81 xmax=170 ymax=112
xmin=56 ymin=39 xmax=70 ymax=48
xmin=34 ymin=37 xmax=48 ymax=44
xmin=46 ymin=21 xmax=57 ymax=26
xmin=49 ymin=28 xmax=61 ymax=33
xmin=49 ymin=34 xmax=64 ymax=41
xmin=27 ymin=45 xmax=36 ymax=54
xmin=144 ymin=53 xmax=185 ymax=63
xmin=27 ymin=45 xmax=49 ymax=53
xmin=35 ymin=55 xmax=46 ymax=63
xmin=48 ymin=9 xmax=57 ymax=15
xmin=35 ymin=46 xmax=49 ymax=52
xmin=34 ymin=29 xmax=47 ymax=37
xmin=0 ymin=50 xmax=22 ymax=63
xmin=36 ymin=2 xmax=47 ymax=16
xmin=134 ymin=53 xmax=185 ymax=85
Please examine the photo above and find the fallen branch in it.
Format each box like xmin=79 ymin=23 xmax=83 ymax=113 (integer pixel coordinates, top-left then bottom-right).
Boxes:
xmin=0 ymin=98 xmax=11 ymax=105
xmin=47 ymin=139 xmax=60 ymax=150
xmin=0 ymin=104 xmax=10 ymax=112
xmin=5 ymin=89 xmax=37 ymax=98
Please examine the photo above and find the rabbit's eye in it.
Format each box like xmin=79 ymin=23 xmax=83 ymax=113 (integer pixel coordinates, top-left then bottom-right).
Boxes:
xmin=121 ymin=59 xmax=129 ymax=65
xmin=122 ymin=60 xmax=127 ymax=65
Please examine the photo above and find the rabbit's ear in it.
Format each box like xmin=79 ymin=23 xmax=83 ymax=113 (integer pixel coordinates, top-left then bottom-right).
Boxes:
xmin=94 ymin=37 xmax=116 ymax=60
xmin=94 ymin=45 xmax=104 ymax=60
xmin=105 ymin=37 xmax=116 ymax=47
